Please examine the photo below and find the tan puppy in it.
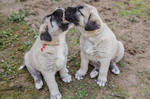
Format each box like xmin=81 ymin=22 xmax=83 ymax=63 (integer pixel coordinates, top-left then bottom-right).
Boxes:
xmin=65 ymin=4 xmax=124 ymax=87
xmin=20 ymin=8 xmax=73 ymax=99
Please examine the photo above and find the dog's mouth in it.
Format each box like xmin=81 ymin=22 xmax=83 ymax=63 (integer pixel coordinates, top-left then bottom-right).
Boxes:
xmin=65 ymin=7 xmax=80 ymax=25
xmin=50 ymin=8 xmax=71 ymax=31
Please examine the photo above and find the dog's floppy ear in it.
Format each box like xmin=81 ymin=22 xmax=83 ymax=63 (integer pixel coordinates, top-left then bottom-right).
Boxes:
xmin=85 ymin=14 xmax=100 ymax=31
xmin=40 ymin=26 xmax=52 ymax=41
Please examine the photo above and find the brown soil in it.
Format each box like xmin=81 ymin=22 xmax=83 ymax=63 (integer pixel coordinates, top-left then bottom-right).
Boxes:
xmin=0 ymin=0 xmax=150 ymax=99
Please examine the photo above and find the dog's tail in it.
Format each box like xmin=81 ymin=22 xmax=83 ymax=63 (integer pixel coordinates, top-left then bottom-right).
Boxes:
xmin=19 ymin=64 xmax=26 ymax=70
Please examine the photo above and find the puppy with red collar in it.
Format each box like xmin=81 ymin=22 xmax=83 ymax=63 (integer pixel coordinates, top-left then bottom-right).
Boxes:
xmin=20 ymin=8 xmax=73 ymax=99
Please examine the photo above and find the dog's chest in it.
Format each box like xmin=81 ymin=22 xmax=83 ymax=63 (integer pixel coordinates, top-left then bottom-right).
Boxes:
xmin=56 ymin=34 xmax=68 ymax=59
xmin=39 ymin=34 xmax=68 ymax=71
xmin=57 ymin=44 xmax=68 ymax=58
xmin=80 ymin=36 xmax=100 ymax=60
xmin=81 ymin=38 xmax=93 ymax=52
xmin=40 ymin=44 xmax=68 ymax=71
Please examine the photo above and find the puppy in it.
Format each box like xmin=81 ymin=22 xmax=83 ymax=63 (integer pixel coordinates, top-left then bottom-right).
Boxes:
xmin=65 ymin=4 xmax=124 ymax=87
xmin=20 ymin=8 xmax=73 ymax=99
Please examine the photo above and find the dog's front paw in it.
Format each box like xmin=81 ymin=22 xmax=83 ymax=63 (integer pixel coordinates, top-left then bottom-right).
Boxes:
xmin=35 ymin=80 xmax=43 ymax=90
xmin=97 ymin=77 xmax=107 ymax=87
xmin=75 ymin=73 xmax=84 ymax=80
xmin=75 ymin=70 xmax=86 ymax=80
xmin=90 ymin=69 xmax=99 ymax=78
xmin=62 ymin=74 xmax=72 ymax=83
xmin=51 ymin=93 xmax=62 ymax=99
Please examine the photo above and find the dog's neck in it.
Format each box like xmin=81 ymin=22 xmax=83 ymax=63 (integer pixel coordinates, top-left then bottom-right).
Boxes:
xmin=85 ymin=22 xmax=105 ymax=38
xmin=41 ymin=39 xmax=59 ymax=46
xmin=40 ymin=39 xmax=59 ymax=52
xmin=86 ymin=28 xmax=101 ymax=38
xmin=39 ymin=33 xmax=67 ymax=52
xmin=40 ymin=31 xmax=67 ymax=45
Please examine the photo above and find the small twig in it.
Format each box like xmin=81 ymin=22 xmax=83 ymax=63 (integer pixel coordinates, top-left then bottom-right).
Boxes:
xmin=111 ymin=94 xmax=126 ymax=99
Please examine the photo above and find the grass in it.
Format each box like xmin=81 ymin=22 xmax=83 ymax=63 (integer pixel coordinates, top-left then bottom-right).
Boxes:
xmin=62 ymin=83 xmax=93 ymax=99
xmin=63 ymin=96 xmax=75 ymax=99
xmin=68 ymin=56 xmax=76 ymax=62
xmin=0 ymin=28 xmax=16 ymax=50
xmin=69 ymin=28 xmax=79 ymax=34
xmin=90 ymin=95 xmax=96 ymax=99
xmin=27 ymin=28 xmax=38 ymax=39
xmin=138 ymin=70 xmax=150 ymax=98
xmin=108 ymin=95 xmax=114 ymax=99
xmin=8 ymin=10 xmax=29 ymax=23
xmin=138 ymin=70 xmax=150 ymax=79
xmin=69 ymin=28 xmax=80 ymax=45
xmin=1 ymin=61 xmax=17 ymax=75
xmin=67 ymin=28 xmax=80 ymax=48
xmin=145 ymin=85 xmax=150 ymax=97
xmin=0 ymin=10 xmax=37 ymax=79
xmin=118 ymin=9 xmax=144 ymax=16
xmin=73 ymin=37 xmax=80 ymax=45
xmin=118 ymin=61 xmax=124 ymax=67
xmin=109 ymin=21 xmax=115 ymax=26
xmin=74 ymin=62 xmax=80 ymax=68
xmin=128 ymin=16 xmax=140 ymax=22
xmin=0 ymin=17 xmax=41 ymax=97
xmin=0 ymin=23 xmax=32 ymax=77
xmin=112 ymin=87 xmax=129 ymax=98
xmin=76 ymin=90 xmax=88 ymax=99
xmin=116 ymin=0 xmax=150 ymax=18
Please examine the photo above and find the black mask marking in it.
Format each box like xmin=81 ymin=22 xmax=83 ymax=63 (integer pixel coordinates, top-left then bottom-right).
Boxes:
xmin=40 ymin=26 xmax=52 ymax=41
xmin=85 ymin=21 xmax=100 ymax=31
xmin=65 ymin=6 xmax=84 ymax=25
xmin=51 ymin=9 xmax=70 ymax=31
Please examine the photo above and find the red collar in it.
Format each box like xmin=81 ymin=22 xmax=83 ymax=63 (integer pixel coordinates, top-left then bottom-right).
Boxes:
xmin=41 ymin=44 xmax=46 ymax=52
xmin=41 ymin=43 xmax=59 ymax=52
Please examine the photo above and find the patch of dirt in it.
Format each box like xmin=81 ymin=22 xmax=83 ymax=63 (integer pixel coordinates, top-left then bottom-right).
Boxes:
xmin=0 ymin=0 xmax=22 ymax=18
xmin=0 ymin=0 xmax=150 ymax=99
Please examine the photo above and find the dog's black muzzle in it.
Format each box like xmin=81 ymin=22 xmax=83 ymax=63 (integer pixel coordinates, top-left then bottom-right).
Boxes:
xmin=65 ymin=7 xmax=80 ymax=25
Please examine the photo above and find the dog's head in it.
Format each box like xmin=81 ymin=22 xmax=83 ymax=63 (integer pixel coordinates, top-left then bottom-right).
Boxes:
xmin=40 ymin=8 xmax=71 ymax=41
xmin=65 ymin=4 xmax=102 ymax=31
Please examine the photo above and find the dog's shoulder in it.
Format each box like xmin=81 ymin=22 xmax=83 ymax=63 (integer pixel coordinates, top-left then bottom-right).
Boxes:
xmin=100 ymin=24 xmax=116 ymax=40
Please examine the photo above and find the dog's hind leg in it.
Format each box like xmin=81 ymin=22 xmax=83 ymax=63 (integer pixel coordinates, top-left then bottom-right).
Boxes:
xmin=110 ymin=41 xmax=124 ymax=75
xmin=110 ymin=62 xmax=120 ymax=75
xmin=24 ymin=52 xmax=43 ymax=89
xmin=26 ymin=65 xmax=43 ymax=89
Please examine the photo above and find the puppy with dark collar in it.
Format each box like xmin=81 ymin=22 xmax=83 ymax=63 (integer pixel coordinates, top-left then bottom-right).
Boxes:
xmin=65 ymin=4 xmax=124 ymax=87
xmin=20 ymin=8 xmax=73 ymax=99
